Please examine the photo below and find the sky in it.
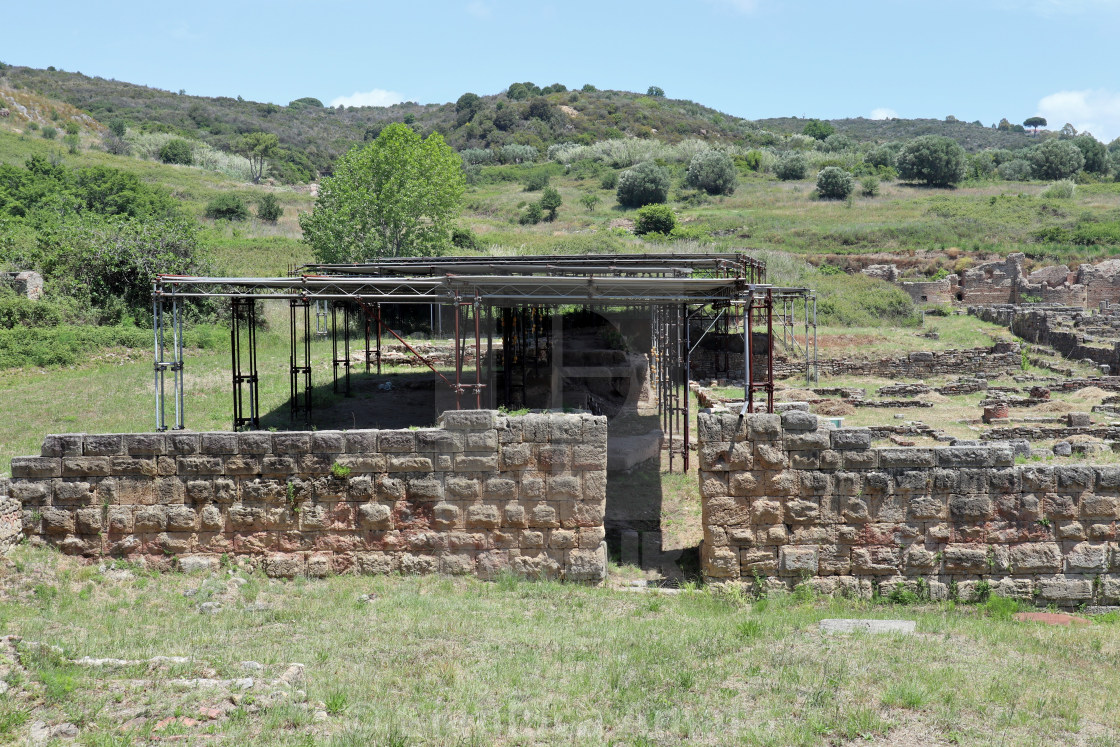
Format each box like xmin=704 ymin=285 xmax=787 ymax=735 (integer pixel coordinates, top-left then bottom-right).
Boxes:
xmin=6 ymin=0 xmax=1120 ymax=141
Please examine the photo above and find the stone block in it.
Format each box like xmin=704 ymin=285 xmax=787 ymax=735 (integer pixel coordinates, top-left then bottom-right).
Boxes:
xmin=166 ymin=506 xmax=198 ymax=532
xmin=1038 ymin=577 xmax=1093 ymax=603
xmin=786 ymin=429 xmax=830 ymax=451
xmin=200 ymin=433 xmax=238 ymax=455
xmin=358 ymin=503 xmax=392 ymax=529
xmin=949 ymin=494 xmax=993 ymax=521
xmin=705 ymin=496 xmax=751 ymax=527
xmin=466 ymin=504 xmax=500 ymax=529
xmin=11 ymin=457 xmax=61 ymax=479
xmin=548 ymin=476 xmax=581 ymax=501
xmin=343 ymin=431 xmax=379 ymax=454
xmin=1057 ymin=466 xmax=1095 ymax=489
xmin=123 ymin=434 xmax=165 ymax=456
xmin=944 ymin=544 xmax=990 ymax=573
xmin=440 ymin=410 xmax=496 ymax=431
xmin=356 ymin=551 xmax=399 ymax=575
xmin=548 ymin=414 xmax=584 ymax=443
xmin=740 ymin=548 xmax=777 ymax=573
xmin=61 ymin=457 xmax=111 ymax=477
xmin=572 ymin=445 xmax=607 ymax=470
xmin=879 ymin=449 xmax=936 ymax=469
xmin=389 ymin=455 xmax=434 ymax=472
xmin=1065 ymin=542 xmax=1108 ymax=573
xmin=407 ymin=478 xmax=443 ymax=502
xmin=263 ymin=553 xmax=305 ymax=578
xmin=565 ymin=544 xmax=606 ymax=583
xmin=1008 ymin=542 xmax=1063 ymax=573
xmin=455 ymin=454 xmax=498 ymax=472
xmin=779 ymin=545 xmax=819 ymax=576
xmin=1067 ymin=412 xmax=1092 ymax=428
xmin=529 ymin=503 xmax=559 ymax=528
xmin=747 ymin=414 xmax=782 ymax=440
xmin=41 ymin=434 xmax=83 ymax=457
xmin=166 ymin=433 xmax=200 ymax=455
xmin=311 ymin=431 xmax=345 ymax=454
xmin=273 ymin=433 xmax=311 ymax=454
xmin=484 ymin=478 xmax=517 ymax=500
xmin=781 ymin=411 xmax=817 ymax=432
xmin=83 ymin=434 xmax=123 ymax=456
xmin=499 ymin=443 xmax=532 ymax=470
xmin=850 ymin=547 xmax=900 ymax=575
xmin=177 ymin=456 xmax=223 ymax=476
xmin=843 ymin=450 xmax=878 ymax=470
xmin=831 ymin=429 xmax=871 ymax=451
xmin=503 ymin=503 xmax=528 ymax=528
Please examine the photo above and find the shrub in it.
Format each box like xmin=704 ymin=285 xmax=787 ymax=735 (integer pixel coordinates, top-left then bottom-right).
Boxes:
xmin=582 ymin=84 xmax=597 ymax=93
xmin=802 ymin=119 xmax=834 ymax=140
xmin=775 ymin=153 xmax=808 ymax=180
xmin=816 ymin=167 xmax=854 ymax=199
xmin=205 ymin=194 xmax=249 ymax=221
xmin=865 ymin=145 xmax=896 ymax=169
xmin=63 ymin=122 xmax=79 ymax=135
xmin=539 ymin=187 xmax=562 ymax=221
xmin=822 ymin=133 xmax=853 ymax=153
xmin=1041 ymin=179 xmax=1076 ymax=199
xmin=998 ymin=159 xmax=1033 ymax=181
xmin=579 ymin=192 xmax=601 ymax=212
xmin=498 ymin=144 xmax=538 ymax=164
xmin=616 ymin=161 xmax=670 ymax=207
xmin=896 ymin=135 xmax=967 ymax=186
xmin=860 ymin=175 xmax=880 ymax=197
xmin=518 ymin=202 xmax=543 ymax=225
xmin=451 ymin=227 xmax=478 ymax=249
xmin=685 ymin=150 xmax=737 ymax=195
xmin=1031 ymin=139 xmax=1084 ymax=180
xmin=40 ymin=126 xmax=57 ymax=140
xmin=646 ymin=86 xmax=665 ymax=97
xmin=634 ymin=204 xmax=677 ymax=235
xmin=63 ymin=134 xmax=80 ymax=154
xmin=600 ymin=170 xmax=619 ymax=190
xmin=256 ymin=193 xmax=282 ymax=222
xmin=158 ymin=138 xmax=194 ymax=165
xmin=524 ymin=171 xmax=550 ymax=191
xmin=459 ymin=148 xmax=493 ymax=165
xmin=108 ymin=119 xmax=127 ymax=138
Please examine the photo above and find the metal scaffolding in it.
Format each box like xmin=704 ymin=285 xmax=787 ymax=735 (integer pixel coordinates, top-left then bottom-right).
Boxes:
xmin=153 ymin=253 xmax=815 ymax=468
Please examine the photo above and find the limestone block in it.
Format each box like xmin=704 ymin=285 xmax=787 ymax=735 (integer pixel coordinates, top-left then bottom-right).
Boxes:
xmin=755 ymin=443 xmax=788 ymax=469
xmin=1081 ymin=494 xmax=1118 ymax=519
xmin=943 ymin=544 xmax=989 ymax=573
xmin=1009 ymin=542 xmax=1062 ymax=573
xmin=818 ymin=545 xmax=851 ymax=575
xmin=1057 ymin=466 xmax=1095 ymax=490
xmin=787 ymin=499 xmax=820 ymax=524
xmin=499 ymin=444 xmax=532 ymax=470
xmin=358 ymin=503 xmax=392 ymax=529
xmin=166 ymin=433 xmax=200 ymax=455
xmin=446 ymin=477 xmax=481 ymax=500
xmin=879 ymin=449 xmax=936 ymax=469
xmin=53 ymin=480 xmax=92 ymax=505
xmin=237 ymin=432 xmax=272 ymax=455
xmin=704 ymin=546 xmax=739 ymax=578
xmin=476 ymin=550 xmax=510 ymax=580
xmin=503 ymin=503 xmax=528 ymax=528
xmin=41 ymin=434 xmax=83 ymax=458
xmin=850 ymin=547 xmax=900 ymax=575
xmin=75 ymin=508 xmax=102 ymax=534
xmin=440 ymin=410 xmax=497 ymax=432
xmin=572 ymin=445 xmax=607 ymax=470
xmin=705 ymin=496 xmax=752 ymax=527
xmin=740 ymin=548 xmax=777 ymax=573
xmin=263 ymin=553 xmax=305 ymax=578
xmin=949 ymin=494 xmax=992 ymax=521
xmin=62 ymin=457 xmax=111 ymax=477
xmin=781 ymin=411 xmax=817 ymax=432
xmin=455 ymin=454 xmax=497 ymax=472
xmin=1044 ymin=494 xmax=1078 ymax=519
xmin=201 ymin=433 xmax=238 ymax=455
xmin=484 ymin=478 xmax=517 ymax=500
xmin=729 ymin=472 xmax=758 ymax=497
xmin=521 ymin=477 xmax=547 ymax=502
xmin=1067 ymin=412 xmax=1091 ymax=428
xmin=548 ymin=476 xmax=581 ymax=501
xmin=432 ymin=502 xmax=461 ymax=529
xmin=779 ymin=545 xmax=819 ymax=576
xmin=311 ymin=431 xmax=345 ymax=454
xmin=466 ymin=504 xmax=500 ymax=529
xmin=407 ymin=479 xmax=443 ymax=502
xmin=166 ymin=506 xmax=197 ymax=532
xmin=529 ymin=503 xmax=559 ymax=528
xmin=747 ymin=414 xmax=782 ymax=440
xmin=273 ymin=433 xmax=311 ymax=454
xmin=1065 ymin=542 xmax=1108 ymax=573
xmin=83 ymin=434 xmax=124 ymax=456
xmin=1037 ymin=577 xmax=1093 ymax=603
xmin=786 ymin=429 xmax=830 ymax=451
xmin=11 ymin=457 xmax=60 ymax=479
xmin=538 ymin=444 xmax=572 ymax=471
xmin=565 ymin=543 xmax=607 ymax=583
xmin=831 ymin=429 xmax=871 ymax=451
xmin=843 ymin=450 xmax=878 ymax=470
xmin=356 ymin=551 xmax=399 ymax=575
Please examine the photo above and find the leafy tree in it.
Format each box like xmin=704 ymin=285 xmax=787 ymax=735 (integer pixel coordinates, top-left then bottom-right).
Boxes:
xmin=1024 ymin=116 xmax=1047 ymax=133
xmin=896 ymin=135 xmax=967 ymax=186
xmin=64 ymin=122 xmax=79 ymax=135
xmin=802 ymin=119 xmax=834 ymax=140
xmin=539 ymin=186 xmax=562 ymax=221
xmin=581 ymin=84 xmax=597 ymax=93
xmin=822 ymin=133 xmax=853 ymax=153
xmin=646 ymin=86 xmax=665 ymax=97
xmin=1073 ymin=134 xmax=1109 ymax=174
xmin=205 ymin=194 xmax=249 ymax=221
xmin=237 ymin=132 xmax=279 ymax=183
xmin=64 ymin=134 xmax=80 ymax=154
xmin=685 ymin=150 xmax=737 ymax=195
xmin=257 ymin=193 xmax=282 ymax=222
xmin=775 ymin=153 xmax=808 ymax=180
xmin=997 ymin=159 xmax=1032 ymax=181
xmin=1030 ymin=139 xmax=1084 ymax=180
xmin=634 ymin=204 xmax=676 ymax=235
xmin=616 ymin=161 xmax=670 ymax=207
xmin=288 ymin=97 xmax=324 ymax=108
xmin=865 ymin=145 xmax=896 ymax=169
xmin=997 ymin=118 xmax=1013 ymax=131
xmin=455 ymin=92 xmax=481 ymax=125
xmin=860 ymin=175 xmax=880 ymax=197
xmin=524 ymin=171 xmax=549 ymax=191
xmin=108 ymin=119 xmax=127 ymax=138
xmin=1060 ymin=123 xmax=1078 ymax=137
xmin=527 ymin=98 xmax=554 ymax=121
xmin=507 ymin=83 xmax=530 ymax=101
xmin=40 ymin=126 xmax=57 ymax=140
xmin=158 ymin=138 xmax=193 ymax=165
xmin=299 ymin=123 xmax=465 ymax=262
xmin=816 ymin=167 xmax=854 ymax=199
xmin=579 ymin=192 xmax=601 ymax=212
xmin=493 ymin=107 xmax=517 ymax=131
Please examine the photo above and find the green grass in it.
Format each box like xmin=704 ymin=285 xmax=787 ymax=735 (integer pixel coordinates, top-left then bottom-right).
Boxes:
xmin=0 ymin=546 xmax=1117 ymax=746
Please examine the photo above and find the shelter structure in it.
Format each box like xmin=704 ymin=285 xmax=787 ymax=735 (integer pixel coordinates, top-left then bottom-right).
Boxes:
xmin=152 ymin=252 xmax=816 ymax=471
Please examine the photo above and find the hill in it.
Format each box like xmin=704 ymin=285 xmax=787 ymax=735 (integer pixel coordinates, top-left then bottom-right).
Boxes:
xmin=1 ymin=63 xmax=1046 ymax=183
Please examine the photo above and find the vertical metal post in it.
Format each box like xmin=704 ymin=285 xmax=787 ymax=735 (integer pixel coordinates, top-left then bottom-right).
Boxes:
xmin=375 ymin=303 xmax=382 ymax=375
xmin=153 ymin=294 xmax=164 ymax=431
xmin=683 ymin=303 xmax=690 ymax=472
xmin=453 ymin=294 xmax=462 ymax=410
xmin=813 ymin=295 xmax=819 ymax=385
xmin=173 ymin=298 xmax=183 ymax=429
xmin=766 ymin=288 xmax=774 ymax=414
xmin=474 ymin=293 xmax=482 ymax=410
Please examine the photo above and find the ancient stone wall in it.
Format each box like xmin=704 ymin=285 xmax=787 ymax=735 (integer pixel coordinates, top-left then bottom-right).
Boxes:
xmin=971 ymin=305 xmax=1120 ymax=373
xmin=900 ymin=279 xmax=952 ymax=305
xmin=771 ymin=344 xmax=1021 ymax=380
xmin=0 ymin=479 xmax=23 ymax=554
xmin=7 ymin=411 xmax=608 ymax=581
xmin=698 ymin=410 xmax=1120 ymax=606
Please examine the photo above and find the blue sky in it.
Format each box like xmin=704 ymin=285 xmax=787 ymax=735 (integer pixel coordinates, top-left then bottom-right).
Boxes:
xmin=6 ymin=0 xmax=1120 ymax=140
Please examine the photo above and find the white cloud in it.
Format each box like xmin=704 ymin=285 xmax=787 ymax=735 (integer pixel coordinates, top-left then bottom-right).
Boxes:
xmin=870 ymin=107 xmax=898 ymax=120
xmin=466 ymin=1 xmax=491 ymax=17
xmin=706 ymin=0 xmax=759 ymax=14
xmin=329 ymin=89 xmax=404 ymax=109
xmin=1038 ymin=89 xmax=1120 ymax=141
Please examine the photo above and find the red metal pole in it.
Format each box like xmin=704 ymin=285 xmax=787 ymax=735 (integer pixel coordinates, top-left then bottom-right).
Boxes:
xmin=767 ymin=288 xmax=774 ymax=414
xmin=474 ymin=293 xmax=482 ymax=410
xmin=454 ymin=294 xmax=462 ymax=410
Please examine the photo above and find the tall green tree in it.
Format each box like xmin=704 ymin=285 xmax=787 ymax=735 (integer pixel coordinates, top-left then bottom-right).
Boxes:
xmin=238 ymin=132 xmax=279 ymax=184
xmin=896 ymin=135 xmax=967 ymax=187
xmin=299 ymin=124 xmax=465 ymax=262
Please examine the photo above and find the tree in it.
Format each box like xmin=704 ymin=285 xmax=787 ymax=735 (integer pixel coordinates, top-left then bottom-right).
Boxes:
xmin=646 ymin=86 xmax=665 ymax=97
xmin=205 ymin=194 xmax=249 ymax=221
xmin=1060 ymin=123 xmax=1078 ymax=137
xmin=289 ymin=97 xmax=324 ymax=108
xmin=616 ymin=161 xmax=670 ymax=207
xmin=1073 ymin=134 xmax=1109 ymax=174
xmin=802 ymin=119 xmax=834 ymax=141
xmin=685 ymin=150 xmax=737 ymax=195
xmin=539 ymin=187 xmax=562 ymax=221
xmin=775 ymin=153 xmax=808 ymax=181
xmin=579 ymin=192 xmax=601 ymax=212
xmin=815 ymin=167 xmax=854 ymax=199
xmin=634 ymin=204 xmax=676 ymax=235
xmin=527 ymin=98 xmax=554 ymax=121
xmin=1024 ymin=116 xmax=1047 ymax=133
xmin=1030 ymin=139 xmax=1084 ymax=180
xmin=238 ymin=132 xmax=279 ymax=184
xmin=507 ymin=83 xmax=530 ymax=101
xmin=299 ymin=123 xmax=465 ymax=262
xmin=895 ymin=135 xmax=967 ymax=186
xmin=455 ymin=92 xmax=481 ymax=126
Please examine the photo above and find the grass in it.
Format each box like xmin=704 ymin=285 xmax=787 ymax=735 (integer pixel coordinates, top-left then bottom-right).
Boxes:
xmin=0 ymin=546 xmax=1116 ymax=746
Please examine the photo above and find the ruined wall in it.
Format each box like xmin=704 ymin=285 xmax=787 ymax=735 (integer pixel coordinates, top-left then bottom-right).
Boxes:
xmin=900 ymin=279 xmax=952 ymax=305
xmin=772 ymin=344 xmax=1021 ymax=380
xmin=0 ymin=479 xmax=23 ymax=554
xmin=7 ymin=411 xmax=608 ymax=581
xmin=698 ymin=410 xmax=1120 ymax=606
xmin=970 ymin=305 xmax=1120 ymax=373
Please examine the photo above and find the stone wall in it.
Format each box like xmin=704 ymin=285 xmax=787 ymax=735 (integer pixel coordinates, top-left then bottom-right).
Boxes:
xmin=900 ymin=279 xmax=952 ymax=305
xmin=698 ymin=410 xmax=1120 ymax=606
xmin=0 ymin=479 xmax=22 ymax=554
xmin=970 ymin=305 xmax=1120 ymax=373
xmin=772 ymin=343 xmax=1021 ymax=380
xmin=0 ymin=271 xmax=43 ymax=300
xmin=7 ymin=411 xmax=608 ymax=581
